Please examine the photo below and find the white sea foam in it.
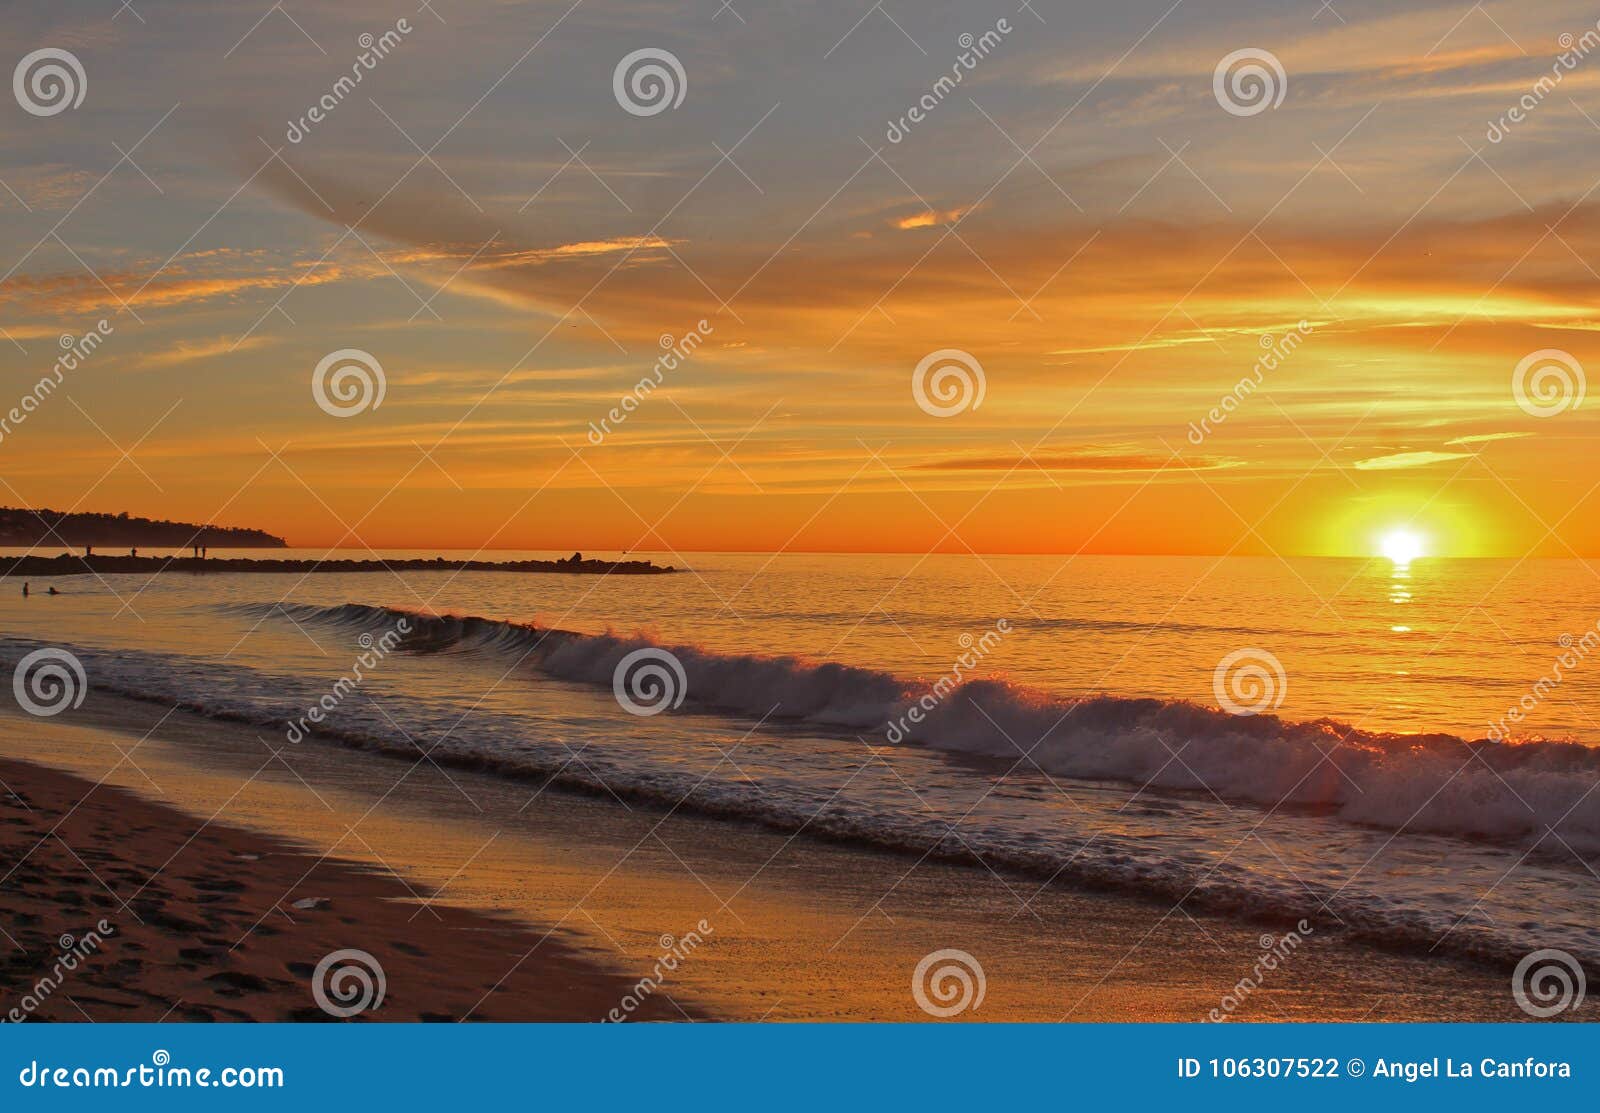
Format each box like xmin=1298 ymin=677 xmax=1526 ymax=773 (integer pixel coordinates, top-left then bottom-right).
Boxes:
xmin=213 ymin=602 xmax=1600 ymax=858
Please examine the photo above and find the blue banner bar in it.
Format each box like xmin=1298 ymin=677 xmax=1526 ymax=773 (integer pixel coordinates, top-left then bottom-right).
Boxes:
xmin=2 ymin=1024 xmax=1592 ymax=1109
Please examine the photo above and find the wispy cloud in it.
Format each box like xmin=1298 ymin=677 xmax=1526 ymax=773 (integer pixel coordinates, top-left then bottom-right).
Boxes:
xmin=1353 ymin=450 xmax=1474 ymax=470
xmin=1444 ymin=431 xmax=1534 ymax=446
xmin=917 ymin=449 xmax=1230 ymax=472
xmin=134 ymin=334 xmax=271 ymax=369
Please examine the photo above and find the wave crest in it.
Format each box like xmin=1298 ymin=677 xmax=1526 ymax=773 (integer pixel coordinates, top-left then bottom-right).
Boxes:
xmin=229 ymin=601 xmax=1600 ymax=855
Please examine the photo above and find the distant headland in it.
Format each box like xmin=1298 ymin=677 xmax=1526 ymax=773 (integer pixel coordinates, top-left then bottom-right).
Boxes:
xmin=3 ymin=552 xmax=676 ymax=578
xmin=0 ymin=508 xmax=675 ymax=577
xmin=0 ymin=507 xmax=286 ymax=549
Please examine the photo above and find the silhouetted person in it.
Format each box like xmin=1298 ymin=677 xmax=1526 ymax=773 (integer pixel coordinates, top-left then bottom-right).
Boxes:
xmin=46 ymin=586 xmax=59 ymax=596
xmin=21 ymin=582 xmax=28 ymax=598
xmin=85 ymin=545 xmax=93 ymax=557
xmin=131 ymin=547 xmax=138 ymax=557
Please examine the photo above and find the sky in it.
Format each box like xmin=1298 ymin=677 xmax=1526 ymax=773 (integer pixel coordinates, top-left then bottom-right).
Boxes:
xmin=3 ymin=0 xmax=1600 ymax=557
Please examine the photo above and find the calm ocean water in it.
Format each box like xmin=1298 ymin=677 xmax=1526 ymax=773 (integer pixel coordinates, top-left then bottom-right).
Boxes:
xmin=4 ymin=551 xmax=1600 ymax=965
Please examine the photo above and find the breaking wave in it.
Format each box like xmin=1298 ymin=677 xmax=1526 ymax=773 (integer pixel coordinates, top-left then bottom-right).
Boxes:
xmin=235 ymin=601 xmax=1600 ymax=857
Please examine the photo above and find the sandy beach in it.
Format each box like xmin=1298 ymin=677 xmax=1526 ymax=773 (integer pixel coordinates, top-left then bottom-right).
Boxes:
xmin=0 ymin=754 xmax=686 ymax=1022
xmin=0 ymin=688 xmax=1546 ymax=1022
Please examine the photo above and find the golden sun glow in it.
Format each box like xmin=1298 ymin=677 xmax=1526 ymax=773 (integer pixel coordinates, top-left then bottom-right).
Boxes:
xmin=1378 ymin=528 xmax=1427 ymax=566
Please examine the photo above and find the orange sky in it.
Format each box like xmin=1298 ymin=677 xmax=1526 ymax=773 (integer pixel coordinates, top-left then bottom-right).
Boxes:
xmin=3 ymin=0 xmax=1598 ymax=559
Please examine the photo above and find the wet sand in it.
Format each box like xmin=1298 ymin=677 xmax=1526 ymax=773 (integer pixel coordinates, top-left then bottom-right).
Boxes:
xmin=0 ymin=691 xmax=1548 ymax=1022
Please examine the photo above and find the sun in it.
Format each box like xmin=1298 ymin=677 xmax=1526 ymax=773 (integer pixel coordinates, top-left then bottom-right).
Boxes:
xmin=1378 ymin=527 xmax=1426 ymax=566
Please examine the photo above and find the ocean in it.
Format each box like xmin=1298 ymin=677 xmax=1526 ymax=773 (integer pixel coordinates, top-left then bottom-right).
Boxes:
xmin=3 ymin=550 xmax=1598 ymax=967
